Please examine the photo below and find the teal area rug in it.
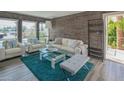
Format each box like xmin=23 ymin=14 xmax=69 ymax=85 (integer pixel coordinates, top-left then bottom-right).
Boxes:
xmin=20 ymin=52 xmax=94 ymax=81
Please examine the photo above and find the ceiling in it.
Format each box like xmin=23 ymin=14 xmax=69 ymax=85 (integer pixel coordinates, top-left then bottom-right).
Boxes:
xmin=13 ymin=11 xmax=82 ymax=19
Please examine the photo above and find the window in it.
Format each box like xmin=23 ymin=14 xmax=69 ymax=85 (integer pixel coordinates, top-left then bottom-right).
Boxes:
xmin=0 ymin=19 xmax=17 ymax=48
xmin=22 ymin=21 xmax=36 ymax=43
xmin=39 ymin=22 xmax=49 ymax=43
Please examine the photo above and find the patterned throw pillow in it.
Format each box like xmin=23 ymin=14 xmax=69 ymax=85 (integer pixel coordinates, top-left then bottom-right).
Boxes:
xmin=2 ymin=40 xmax=12 ymax=49
xmin=54 ymin=38 xmax=62 ymax=44
xmin=68 ymin=40 xmax=78 ymax=48
xmin=2 ymin=40 xmax=18 ymax=49
xmin=2 ymin=40 xmax=8 ymax=49
xmin=32 ymin=38 xmax=38 ymax=44
xmin=11 ymin=40 xmax=17 ymax=48
xmin=8 ymin=40 xmax=13 ymax=48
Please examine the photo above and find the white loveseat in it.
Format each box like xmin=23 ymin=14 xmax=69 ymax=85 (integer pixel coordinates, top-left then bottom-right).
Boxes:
xmin=0 ymin=39 xmax=25 ymax=61
xmin=51 ymin=38 xmax=88 ymax=56
xmin=26 ymin=38 xmax=44 ymax=53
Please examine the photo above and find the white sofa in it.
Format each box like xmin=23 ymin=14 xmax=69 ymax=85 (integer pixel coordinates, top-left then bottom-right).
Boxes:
xmin=51 ymin=38 xmax=88 ymax=56
xmin=26 ymin=38 xmax=44 ymax=53
xmin=0 ymin=40 xmax=25 ymax=61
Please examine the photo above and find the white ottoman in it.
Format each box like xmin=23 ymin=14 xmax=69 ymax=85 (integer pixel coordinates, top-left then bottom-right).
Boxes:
xmin=60 ymin=54 xmax=90 ymax=75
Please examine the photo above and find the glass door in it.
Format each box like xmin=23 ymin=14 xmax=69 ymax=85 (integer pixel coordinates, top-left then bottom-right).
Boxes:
xmin=105 ymin=13 xmax=124 ymax=63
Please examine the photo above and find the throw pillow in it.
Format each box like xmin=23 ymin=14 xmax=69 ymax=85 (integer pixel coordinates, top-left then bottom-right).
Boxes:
xmin=7 ymin=40 xmax=11 ymax=48
xmin=62 ymin=38 xmax=68 ymax=47
xmin=54 ymin=38 xmax=62 ymax=44
xmin=12 ymin=40 xmax=18 ymax=48
xmin=2 ymin=40 xmax=7 ymax=49
xmin=33 ymin=38 xmax=39 ymax=44
xmin=68 ymin=40 xmax=79 ymax=48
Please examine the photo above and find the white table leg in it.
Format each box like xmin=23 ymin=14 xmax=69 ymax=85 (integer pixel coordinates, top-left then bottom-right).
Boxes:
xmin=40 ymin=53 xmax=43 ymax=60
xmin=40 ymin=53 xmax=42 ymax=60
xmin=51 ymin=58 xmax=56 ymax=69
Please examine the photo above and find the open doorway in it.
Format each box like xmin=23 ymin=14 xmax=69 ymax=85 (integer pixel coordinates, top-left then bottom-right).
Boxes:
xmin=104 ymin=12 xmax=124 ymax=63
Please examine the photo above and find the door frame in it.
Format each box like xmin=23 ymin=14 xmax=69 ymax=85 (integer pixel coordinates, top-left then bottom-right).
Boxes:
xmin=103 ymin=11 xmax=124 ymax=60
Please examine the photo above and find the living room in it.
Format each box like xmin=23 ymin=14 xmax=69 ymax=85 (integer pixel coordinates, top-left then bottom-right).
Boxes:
xmin=1 ymin=0 xmax=124 ymax=92
xmin=0 ymin=11 xmax=124 ymax=81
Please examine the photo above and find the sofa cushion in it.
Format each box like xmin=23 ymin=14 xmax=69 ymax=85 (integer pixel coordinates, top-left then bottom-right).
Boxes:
xmin=51 ymin=44 xmax=62 ymax=49
xmin=62 ymin=38 xmax=68 ymax=47
xmin=6 ymin=48 xmax=21 ymax=55
xmin=54 ymin=38 xmax=62 ymax=44
xmin=32 ymin=44 xmax=42 ymax=49
xmin=61 ymin=46 xmax=74 ymax=53
xmin=68 ymin=39 xmax=78 ymax=48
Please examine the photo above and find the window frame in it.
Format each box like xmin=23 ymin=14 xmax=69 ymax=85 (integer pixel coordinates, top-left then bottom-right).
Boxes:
xmin=22 ymin=20 xmax=37 ymax=40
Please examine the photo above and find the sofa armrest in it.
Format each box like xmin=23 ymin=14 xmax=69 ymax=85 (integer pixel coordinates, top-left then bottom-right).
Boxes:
xmin=0 ymin=48 xmax=5 ymax=61
xmin=17 ymin=43 xmax=25 ymax=55
xmin=79 ymin=44 xmax=88 ymax=57
xmin=74 ymin=47 xmax=82 ymax=54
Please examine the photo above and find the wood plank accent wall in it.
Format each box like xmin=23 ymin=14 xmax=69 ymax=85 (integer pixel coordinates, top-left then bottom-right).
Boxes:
xmin=51 ymin=11 xmax=108 ymax=43
xmin=51 ymin=11 xmax=112 ymax=58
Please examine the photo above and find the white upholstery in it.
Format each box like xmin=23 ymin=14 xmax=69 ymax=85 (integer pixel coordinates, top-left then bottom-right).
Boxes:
xmin=61 ymin=46 xmax=74 ymax=53
xmin=0 ymin=48 xmax=5 ymax=60
xmin=54 ymin=38 xmax=62 ymax=44
xmin=51 ymin=38 xmax=88 ymax=56
xmin=32 ymin=44 xmax=42 ymax=49
xmin=6 ymin=48 xmax=21 ymax=55
xmin=0 ymin=41 xmax=25 ymax=61
xmin=52 ymin=44 xmax=62 ymax=49
xmin=60 ymin=54 xmax=90 ymax=75
xmin=62 ymin=38 xmax=68 ymax=46
xmin=27 ymin=43 xmax=44 ymax=53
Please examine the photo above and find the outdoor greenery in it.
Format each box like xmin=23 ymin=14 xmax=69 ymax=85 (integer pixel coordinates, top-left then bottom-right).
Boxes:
xmin=108 ymin=17 xmax=124 ymax=48
xmin=39 ymin=31 xmax=48 ymax=43
xmin=116 ymin=18 xmax=124 ymax=31
xmin=108 ymin=19 xmax=117 ymax=48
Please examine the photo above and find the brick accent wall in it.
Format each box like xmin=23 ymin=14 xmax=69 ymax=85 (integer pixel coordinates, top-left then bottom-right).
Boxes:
xmin=51 ymin=11 xmax=109 ymax=44
xmin=116 ymin=16 xmax=124 ymax=50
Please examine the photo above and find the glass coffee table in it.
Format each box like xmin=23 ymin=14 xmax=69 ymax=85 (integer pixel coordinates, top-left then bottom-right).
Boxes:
xmin=39 ymin=48 xmax=66 ymax=69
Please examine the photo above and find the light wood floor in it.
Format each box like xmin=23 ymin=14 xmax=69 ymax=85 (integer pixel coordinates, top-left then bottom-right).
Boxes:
xmin=0 ymin=56 xmax=124 ymax=81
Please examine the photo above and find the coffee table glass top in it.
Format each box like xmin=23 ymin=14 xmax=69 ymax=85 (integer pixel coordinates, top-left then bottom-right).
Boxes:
xmin=39 ymin=48 xmax=67 ymax=69
xmin=43 ymin=51 xmax=64 ymax=60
